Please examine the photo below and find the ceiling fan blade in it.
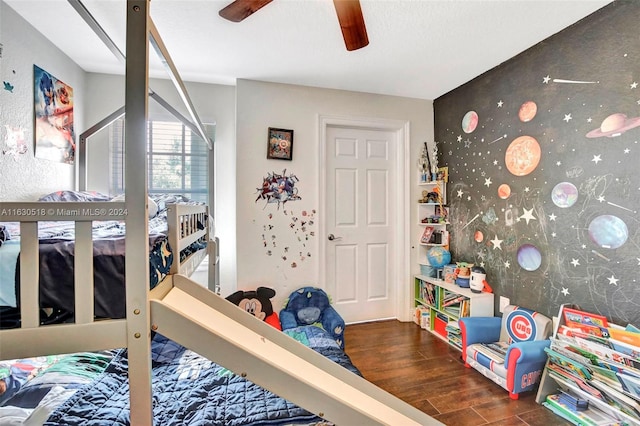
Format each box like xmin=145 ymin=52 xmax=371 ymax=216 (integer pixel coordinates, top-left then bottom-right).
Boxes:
xmin=333 ymin=0 xmax=369 ymax=51
xmin=219 ymin=0 xmax=274 ymax=23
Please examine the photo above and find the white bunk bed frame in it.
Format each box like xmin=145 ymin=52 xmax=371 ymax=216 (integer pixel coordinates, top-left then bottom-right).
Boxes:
xmin=0 ymin=1 xmax=440 ymax=424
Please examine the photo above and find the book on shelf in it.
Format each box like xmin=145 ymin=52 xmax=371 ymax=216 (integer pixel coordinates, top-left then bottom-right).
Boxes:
xmin=545 ymin=347 xmax=593 ymax=380
xmin=572 ymin=336 xmax=640 ymax=371
xmin=544 ymin=393 xmax=619 ymax=426
xmin=616 ymin=372 xmax=640 ymax=400
xmin=442 ymin=294 xmax=468 ymax=308
xmin=563 ymin=307 xmax=609 ymax=329
xmin=420 ymin=226 xmax=435 ymax=244
xmin=608 ymin=328 xmax=640 ymax=348
xmin=589 ymin=379 xmax=640 ymax=420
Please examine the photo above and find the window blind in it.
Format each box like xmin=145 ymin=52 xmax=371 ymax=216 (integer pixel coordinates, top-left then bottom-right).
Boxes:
xmin=109 ymin=118 xmax=210 ymax=203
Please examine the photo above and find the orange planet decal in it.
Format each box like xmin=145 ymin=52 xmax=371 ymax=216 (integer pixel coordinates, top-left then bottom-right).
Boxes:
xmin=505 ymin=135 xmax=541 ymax=176
xmin=518 ymin=101 xmax=537 ymax=122
xmin=498 ymin=184 xmax=511 ymax=199
xmin=474 ymin=230 xmax=484 ymax=243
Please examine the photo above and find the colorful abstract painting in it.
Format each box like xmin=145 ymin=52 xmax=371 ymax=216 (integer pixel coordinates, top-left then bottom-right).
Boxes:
xmin=34 ymin=65 xmax=75 ymax=164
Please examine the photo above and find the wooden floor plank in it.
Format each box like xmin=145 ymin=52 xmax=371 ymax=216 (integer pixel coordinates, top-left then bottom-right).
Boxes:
xmin=344 ymin=320 xmax=573 ymax=426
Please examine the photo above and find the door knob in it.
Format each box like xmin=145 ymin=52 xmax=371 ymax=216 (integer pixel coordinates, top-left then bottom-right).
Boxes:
xmin=328 ymin=233 xmax=342 ymax=241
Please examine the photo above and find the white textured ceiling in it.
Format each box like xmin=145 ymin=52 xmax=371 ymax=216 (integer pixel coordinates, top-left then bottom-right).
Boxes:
xmin=5 ymin=0 xmax=613 ymax=100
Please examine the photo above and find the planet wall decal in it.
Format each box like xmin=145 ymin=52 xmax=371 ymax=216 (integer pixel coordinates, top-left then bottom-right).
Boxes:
xmin=551 ymin=182 xmax=578 ymax=208
xmin=505 ymin=135 xmax=541 ymax=176
xmin=462 ymin=110 xmax=478 ymax=134
xmin=518 ymin=101 xmax=538 ymax=122
xmin=474 ymin=230 xmax=484 ymax=243
xmin=517 ymin=244 xmax=542 ymax=271
xmin=498 ymin=184 xmax=511 ymax=200
xmin=586 ymin=113 xmax=640 ymax=138
xmin=588 ymin=215 xmax=628 ymax=249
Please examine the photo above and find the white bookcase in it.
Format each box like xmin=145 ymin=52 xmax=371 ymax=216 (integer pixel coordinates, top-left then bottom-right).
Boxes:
xmin=417 ymin=180 xmax=449 ymax=274
xmin=414 ymin=275 xmax=494 ymax=350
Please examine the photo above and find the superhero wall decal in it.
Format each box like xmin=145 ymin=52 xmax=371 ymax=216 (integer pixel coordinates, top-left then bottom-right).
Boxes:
xmin=255 ymin=170 xmax=315 ymax=268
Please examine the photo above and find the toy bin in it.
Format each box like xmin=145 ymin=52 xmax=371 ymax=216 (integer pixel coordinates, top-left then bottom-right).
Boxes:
xmin=434 ymin=314 xmax=448 ymax=338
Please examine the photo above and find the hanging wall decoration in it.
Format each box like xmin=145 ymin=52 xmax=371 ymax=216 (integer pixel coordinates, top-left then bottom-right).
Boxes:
xmin=255 ymin=169 xmax=301 ymax=209
xmin=2 ymin=125 xmax=28 ymax=159
xmin=267 ymin=127 xmax=293 ymax=160
xmin=33 ymin=65 xmax=75 ymax=164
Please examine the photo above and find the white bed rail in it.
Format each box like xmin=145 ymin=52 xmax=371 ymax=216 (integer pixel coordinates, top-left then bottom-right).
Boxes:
xmin=0 ymin=201 xmax=129 ymax=360
xmin=166 ymin=203 xmax=209 ymax=275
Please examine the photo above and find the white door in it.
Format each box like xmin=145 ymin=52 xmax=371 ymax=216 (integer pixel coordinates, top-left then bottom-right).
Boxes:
xmin=324 ymin=125 xmax=398 ymax=323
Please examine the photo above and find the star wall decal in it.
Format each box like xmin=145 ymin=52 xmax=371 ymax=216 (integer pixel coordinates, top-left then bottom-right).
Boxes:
xmin=491 ymin=235 xmax=503 ymax=250
xmin=520 ymin=207 xmax=536 ymax=225
xmin=571 ymin=258 xmax=580 ymax=267
xmin=549 ymin=213 xmax=557 ymax=221
xmin=592 ymin=154 xmax=602 ymax=164
xmin=608 ymin=275 xmax=619 ymax=286
xmin=561 ymin=287 xmax=570 ymax=296
xmin=563 ymin=113 xmax=572 ymax=122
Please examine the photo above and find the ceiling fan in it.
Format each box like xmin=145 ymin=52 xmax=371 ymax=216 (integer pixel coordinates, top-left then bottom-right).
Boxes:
xmin=218 ymin=0 xmax=369 ymax=51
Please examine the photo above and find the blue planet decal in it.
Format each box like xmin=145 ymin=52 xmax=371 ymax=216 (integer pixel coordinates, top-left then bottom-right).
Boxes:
xmin=588 ymin=215 xmax=628 ymax=249
xmin=517 ymin=244 xmax=542 ymax=271
xmin=551 ymin=182 xmax=578 ymax=208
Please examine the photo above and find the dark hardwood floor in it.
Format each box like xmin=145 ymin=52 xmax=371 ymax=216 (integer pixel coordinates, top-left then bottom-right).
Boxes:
xmin=344 ymin=320 xmax=571 ymax=425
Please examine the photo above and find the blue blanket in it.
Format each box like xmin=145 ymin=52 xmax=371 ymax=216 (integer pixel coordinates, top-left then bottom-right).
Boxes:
xmin=45 ymin=326 xmax=361 ymax=425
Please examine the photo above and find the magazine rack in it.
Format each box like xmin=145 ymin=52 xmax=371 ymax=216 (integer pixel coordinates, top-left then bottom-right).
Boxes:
xmin=535 ymin=304 xmax=640 ymax=425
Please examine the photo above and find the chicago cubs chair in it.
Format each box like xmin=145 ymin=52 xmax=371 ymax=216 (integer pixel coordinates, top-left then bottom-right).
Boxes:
xmin=459 ymin=305 xmax=552 ymax=399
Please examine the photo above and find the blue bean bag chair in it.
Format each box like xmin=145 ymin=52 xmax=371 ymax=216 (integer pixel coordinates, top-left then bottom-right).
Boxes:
xmin=279 ymin=287 xmax=345 ymax=349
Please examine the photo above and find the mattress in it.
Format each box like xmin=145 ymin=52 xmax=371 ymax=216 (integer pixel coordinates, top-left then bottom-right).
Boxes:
xmin=0 ymin=192 xmax=207 ymax=324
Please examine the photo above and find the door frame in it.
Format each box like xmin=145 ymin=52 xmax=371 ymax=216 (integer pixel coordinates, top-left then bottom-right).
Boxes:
xmin=317 ymin=114 xmax=411 ymax=323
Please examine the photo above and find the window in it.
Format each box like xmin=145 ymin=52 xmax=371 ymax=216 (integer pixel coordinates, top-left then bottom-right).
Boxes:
xmin=109 ymin=118 xmax=210 ymax=203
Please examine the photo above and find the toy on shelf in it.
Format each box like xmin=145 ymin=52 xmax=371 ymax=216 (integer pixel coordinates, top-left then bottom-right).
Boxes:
xmin=470 ymin=266 xmax=493 ymax=293
xmin=454 ymin=262 xmax=473 ymax=288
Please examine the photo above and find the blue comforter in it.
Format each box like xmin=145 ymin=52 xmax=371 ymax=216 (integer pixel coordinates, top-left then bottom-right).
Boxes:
xmin=44 ymin=326 xmax=361 ymax=425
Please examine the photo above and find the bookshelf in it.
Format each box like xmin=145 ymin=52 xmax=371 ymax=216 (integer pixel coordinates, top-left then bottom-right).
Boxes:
xmin=417 ymin=181 xmax=449 ymax=273
xmin=414 ymin=276 xmax=494 ymax=350
xmin=535 ymin=304 xmax=640 ymax=426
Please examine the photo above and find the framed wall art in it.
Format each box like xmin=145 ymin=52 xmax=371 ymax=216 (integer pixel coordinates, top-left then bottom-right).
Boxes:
xmin=34 ymin=65 xmax=75 ymax=164
xmin=267 ymin=127 xmax=293 ymax=160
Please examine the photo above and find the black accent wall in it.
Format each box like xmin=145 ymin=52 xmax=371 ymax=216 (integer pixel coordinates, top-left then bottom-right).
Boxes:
xmin=434 ymin=1 xmax=640 ymax=325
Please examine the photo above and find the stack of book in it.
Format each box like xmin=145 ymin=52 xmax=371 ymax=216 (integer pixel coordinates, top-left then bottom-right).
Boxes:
xmin=541 ymin=307 xmax=640 ymax=425
xmin=544 ymin=392 xmax=618 ymax=425
xmin=445 ymin=321 xmax=462 ymax=349
xmin=419 ymin=281 xmax=436 ymax=306
xmin=474 ymin=341 xmax=508 ymax=364
xmin=441 ymin=292 xmax=470 ymax=318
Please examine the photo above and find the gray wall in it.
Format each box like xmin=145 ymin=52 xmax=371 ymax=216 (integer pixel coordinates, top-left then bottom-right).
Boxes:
xmin=1 ymin=2 xmax=85 ymax=200
xmin=235 ymin=79 xmax=433 ymax=313
xmin=434 ymin=1 xmax=640 ymax=325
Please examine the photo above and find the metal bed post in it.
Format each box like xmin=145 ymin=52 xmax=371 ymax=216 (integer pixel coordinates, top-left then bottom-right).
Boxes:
xmin=124 ymin=1 xmax=153 ymax=424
